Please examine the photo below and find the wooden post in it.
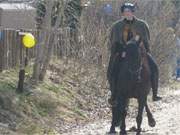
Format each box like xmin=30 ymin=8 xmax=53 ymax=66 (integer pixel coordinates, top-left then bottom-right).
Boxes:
xmin=25 ymin=48 xmax=28 ymax=67
xmin=4 ymin=30 xmax=8 ymax=69
xmin=16 ymin=31 xmax=25 ymax=93
xmin=0 ymin=29 xmax=3 ymax=71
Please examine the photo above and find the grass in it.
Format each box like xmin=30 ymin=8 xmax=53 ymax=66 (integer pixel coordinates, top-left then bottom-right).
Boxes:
xmin=0 ymin=57 xmax=111 ymax=134
xmin=73 ymin=107 xmax=87 ymax=119
xmin=0 ymin=69 xmax=18 ymax=91
xmin=0 ymin=64 xmax=94 ymax=134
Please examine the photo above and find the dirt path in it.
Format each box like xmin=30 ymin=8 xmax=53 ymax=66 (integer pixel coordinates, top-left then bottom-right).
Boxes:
xmin=62 ymin=88 xmax=180 ymax=135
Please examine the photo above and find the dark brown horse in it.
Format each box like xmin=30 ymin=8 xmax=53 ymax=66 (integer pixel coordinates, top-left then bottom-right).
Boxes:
xmin=109 ymin=39 xmax=156 ymax=135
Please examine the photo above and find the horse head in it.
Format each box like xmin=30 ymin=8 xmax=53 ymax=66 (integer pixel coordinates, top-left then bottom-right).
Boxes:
xmin=125 ymin=38 xmax=144 ymax=81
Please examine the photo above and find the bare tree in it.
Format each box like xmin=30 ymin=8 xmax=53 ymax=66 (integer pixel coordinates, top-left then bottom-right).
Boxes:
xmin=32 ymin=0 xmax=64 ymax=82
xmin=32 ymin=0 xmax=82 ymax=82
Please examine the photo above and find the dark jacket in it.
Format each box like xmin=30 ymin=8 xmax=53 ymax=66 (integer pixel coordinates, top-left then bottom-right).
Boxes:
xmin=107 ymin=17 xmax=150 ymax=81
xmin=108 ymin=17 xmax=150 ymax=55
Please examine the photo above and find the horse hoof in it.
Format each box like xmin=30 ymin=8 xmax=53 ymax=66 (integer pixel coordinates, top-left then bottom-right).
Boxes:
xmin=129 ymin=126 xmax=137 ymax=131
xmin=136 ymin=128 xmax=142 ymax=135
xmin=109 ymin=125 xmax=116 ymax=134
xmin=136 ymin=132 xmax=141 ymax=135
xmin=148 ymin=118 xmax=156 ymax=127
xmin=120 ymin=130 xmax=127 ymax=135
xmin=108 ymin=131 xmax=117 ymax=135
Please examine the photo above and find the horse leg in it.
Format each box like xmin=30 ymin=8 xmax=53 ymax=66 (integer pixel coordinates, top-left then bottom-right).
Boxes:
xmin=136 ymin=98 xmax=146 ymax=135
xmin=145 ymin=104 xmax=156 ymax=127
xmin=109 ymin=106 xmax=118 ymax=134
xmin=120 ymin=99 xmax=128 ymax=135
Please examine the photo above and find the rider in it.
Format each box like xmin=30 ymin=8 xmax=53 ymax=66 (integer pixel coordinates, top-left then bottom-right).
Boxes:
xmin=107 ymin=2 xmax=162 ymax=105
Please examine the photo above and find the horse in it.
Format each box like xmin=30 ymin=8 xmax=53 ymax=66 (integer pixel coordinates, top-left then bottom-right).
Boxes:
xmin=109 ymin=39 xmax=156 ymax=135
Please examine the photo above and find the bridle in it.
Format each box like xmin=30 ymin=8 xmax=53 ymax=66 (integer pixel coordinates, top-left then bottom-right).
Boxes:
xmin=126 ymin=41 xmax=143 ymax=80
xmin=128 ymin=62 xmax=142 ymax=75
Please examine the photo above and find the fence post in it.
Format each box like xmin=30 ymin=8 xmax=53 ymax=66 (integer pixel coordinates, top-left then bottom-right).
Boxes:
xmin=16 ymin=31 xmax=25 ymax=93
xmin=0 ymin=29 xmax=3 ymax=71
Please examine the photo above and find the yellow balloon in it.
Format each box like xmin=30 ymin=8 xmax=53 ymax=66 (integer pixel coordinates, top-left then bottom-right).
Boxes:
xmin=22 ymin=33 xmax=36 ymax=48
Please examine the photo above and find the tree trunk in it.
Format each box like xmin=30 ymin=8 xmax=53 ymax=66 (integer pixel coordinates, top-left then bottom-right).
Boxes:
xmin=32 ymin=0 xmax=65 ymax=82
xmin=32 ymin=30 xmax=47 ymax=82
xmin=32 ymin=0 xmax=54 ymax=83
xmin=39 ymin=32 xmax=55 ymax=81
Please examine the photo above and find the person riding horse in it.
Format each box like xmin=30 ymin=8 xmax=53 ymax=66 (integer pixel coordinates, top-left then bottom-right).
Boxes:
xmin=107 ymin=2 xmax=162 ymax=105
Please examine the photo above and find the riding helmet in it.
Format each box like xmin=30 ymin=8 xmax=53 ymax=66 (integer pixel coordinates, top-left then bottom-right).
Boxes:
xmin=121 ymin=2 xmax=135 ymax=13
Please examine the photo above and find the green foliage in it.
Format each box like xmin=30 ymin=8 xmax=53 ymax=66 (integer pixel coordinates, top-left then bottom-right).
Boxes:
xmin=36 ymin=0 xmax=62 ymax=27
xmin=0 ymin=69 xmax=18 ymax=92
xmin=173 ymin=0 xmax=180 ymax=13
xmin=36 ymin=0 xmax=46 ymax=27
xmin=64 ymin=0 xmax=82 ymax=29
xmin=36 ymin=0 xmax=82 ymax=28
xmin=18 ymin=122 xmax=44 ymax=135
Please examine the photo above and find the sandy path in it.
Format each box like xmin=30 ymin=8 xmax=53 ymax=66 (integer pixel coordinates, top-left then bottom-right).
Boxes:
xmin=62 ymin=89 xmax=180 ymax=135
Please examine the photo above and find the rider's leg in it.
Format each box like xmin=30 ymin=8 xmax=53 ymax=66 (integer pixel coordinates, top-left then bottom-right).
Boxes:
xmin=147 ymin=53 xmax=162 ymax=101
